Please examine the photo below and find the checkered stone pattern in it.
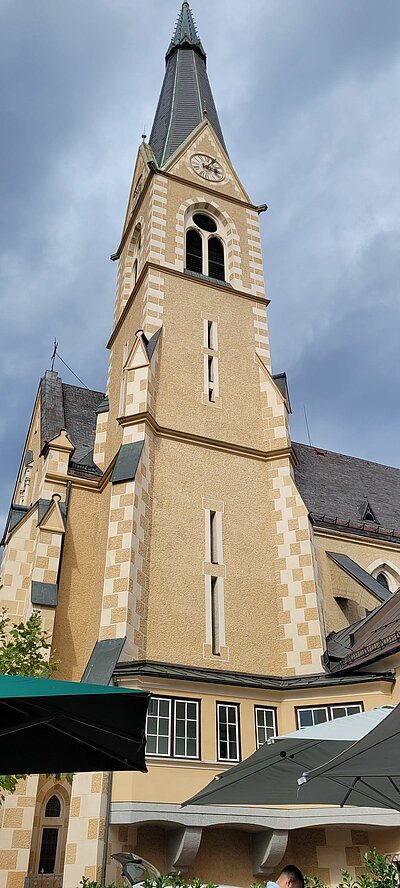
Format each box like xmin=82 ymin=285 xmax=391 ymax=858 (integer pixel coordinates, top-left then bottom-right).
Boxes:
xmin=0 ymin=775 xmax=39 ymax=888
xmin=62 ymin=772 xmax=108 ymax=888
xmin=0 ymin=512 xmax=37 ymax=621
xmin=269 ymin=459 xmax=323 ymax=674
xmin=148 ymin=175 xmax=167 ymax=264
xmin=99 ymin=427 xmax=153 ymax=661
xmin=104 ymin=824 xmax=138 ymax=884
xmin=258 ymin=364 xmax=291 ymax=452
xmin=125 ymin=366 xmax=149 ymax=416
xmin=141 ymin=270 xmax=165 ymax=336
xmin=93 ymin=410 xmax=109 ymax=469
xmin=113 ymin=214 xmax=145 ymax=327
xmin=253 ymin=304 xmax=271 ymax=367
xmin=315 ymin=828 xmax=371 ymax=888
xmin=175 ymin=197 xmax=243 ymax=286
xmin=246 ymin=208 xmax=265 ymax=299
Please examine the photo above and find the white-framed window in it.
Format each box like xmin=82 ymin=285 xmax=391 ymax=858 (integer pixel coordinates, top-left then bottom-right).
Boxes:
xmin=255 ymin=706 xmax=277 ymax=747
xmin=217 ymin=702 xmax=240 ymax=761
xmin=185 ymin=212 xmax=225 ymax=281
xmin=146 ymin=696 xmax=200 ymax=758
xmin=297 ymin=702 xmax=363 ymax=729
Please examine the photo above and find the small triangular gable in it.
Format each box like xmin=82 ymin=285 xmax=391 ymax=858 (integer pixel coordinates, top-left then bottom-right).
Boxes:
xmin=39 ymin=497 xmax=65 ymax=534
xmin=164 ymin=120 xmax=251 ymax=203
xmin=125 ymin=332 xmax=150 ymax=371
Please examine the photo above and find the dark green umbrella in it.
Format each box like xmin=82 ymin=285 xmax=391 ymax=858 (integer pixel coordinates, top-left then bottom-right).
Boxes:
xmin=0 ymin=674 xmax=150 ymax=774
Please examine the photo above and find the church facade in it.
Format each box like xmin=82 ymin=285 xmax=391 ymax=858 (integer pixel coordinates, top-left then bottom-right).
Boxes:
xmin=1 ymin=4 xmax=400 ymax=888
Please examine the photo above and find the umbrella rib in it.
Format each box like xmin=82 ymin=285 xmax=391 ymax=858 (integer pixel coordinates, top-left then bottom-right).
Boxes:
xmin=0 ymin=714 xmax=52 ymax=737
xmin=355 ymin=777 xmax=400 ymax=810
xmin=24 ymin=699 xmax=146 ymax=748
xmin=45 ymin=719 xmax=145 ymax=769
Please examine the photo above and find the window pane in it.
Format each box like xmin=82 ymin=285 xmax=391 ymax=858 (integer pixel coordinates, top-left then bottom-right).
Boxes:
xmin=175 ymin=701 xmax=186 ymax=720
xmin=146 ymin=697 xmax=171 ymax=756
xmin=173 ymin=700 xmax=199 ymax=757
xmin=45 ymin=795 xmax=61 ymax=818
xmin=298 ymin=707 xmax=328 ymax=728
xmin=38 ymin=828 xmax=59 ymax=873
xmin=218 ymin=704 xmax=239 ymax=760
xmin=159 ymin=699 xmax=170 ymax=717
xmin=298 ymin=709 xmax=313 ymax=728
xmin=255 ymin=708 xmax=276 ymax=747
xmin=314 ymin=709 xmax=328 ymax=725
xmin=187 ymin=738 xmax=197 ymax=757
xmin=158 ymin=735 xmax=169 ymax=755
xmin=175 ymin=737 xmax=185 ymax=756
xmin=346 ymin=705 xmax=362 ymax=717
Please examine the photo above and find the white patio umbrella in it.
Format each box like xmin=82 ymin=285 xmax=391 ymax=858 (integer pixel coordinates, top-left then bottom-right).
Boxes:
xmin=299 ymin=702 xmax=400 ymax=810
xmin=184 ymin=706 xmax=392 ymax=808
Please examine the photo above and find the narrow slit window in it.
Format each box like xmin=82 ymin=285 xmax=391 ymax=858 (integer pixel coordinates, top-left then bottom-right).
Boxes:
xmin=186 ymin=229 xmax=203 ymax=274
xmin=208 ymin=356 xmax=215 ymax=402
xmin=211 ymin=577 xmax=220 ymax=655
xmin=208 ymin=237 xmax=225 ymax=281
xmin=133 ymin=259 xmax=138 ymax=285
xmin=210 ymin=510 xmax=218 ymax=563
xmin=207 ymin=320 xmax=214 ymax=349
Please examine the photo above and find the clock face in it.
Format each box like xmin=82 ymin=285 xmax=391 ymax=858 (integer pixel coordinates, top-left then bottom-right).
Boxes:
xmin=191 ymin=154 xmax=225 ymax=182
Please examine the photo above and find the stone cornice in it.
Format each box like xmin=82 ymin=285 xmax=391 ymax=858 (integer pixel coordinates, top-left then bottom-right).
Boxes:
xmin=107 ymin=262 xmax=268 ymax=349
xmin=117 ymin=410 xmax=292 ymax=464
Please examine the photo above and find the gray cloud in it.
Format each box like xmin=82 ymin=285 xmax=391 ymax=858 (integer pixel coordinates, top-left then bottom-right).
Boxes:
xmin=1 ymin=0 xmax=399 ymax=531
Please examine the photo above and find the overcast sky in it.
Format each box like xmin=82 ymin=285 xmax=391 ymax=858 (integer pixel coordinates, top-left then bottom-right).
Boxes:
xmin=1 ymin=0 xmax=399 ymax=532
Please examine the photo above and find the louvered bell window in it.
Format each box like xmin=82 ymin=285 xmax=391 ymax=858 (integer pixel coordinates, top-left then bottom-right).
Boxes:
xmin=186 ymin=229 xmax=203 ymax=273
xmin=208 ymin=237 xmax=225 ymax=281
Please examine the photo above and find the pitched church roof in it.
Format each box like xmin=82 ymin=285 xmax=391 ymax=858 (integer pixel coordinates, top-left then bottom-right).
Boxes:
xmin=149 ymin=2 xmax=227 ymax=166
xmin=294 ymin=441 xmax=400 ymax=541
xmin=40 ymin=370 xmax=105 ymax=475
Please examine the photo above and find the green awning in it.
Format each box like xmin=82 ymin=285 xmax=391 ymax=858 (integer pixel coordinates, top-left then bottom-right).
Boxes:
xmin=0 ymin=674 xmax=150 ymax=774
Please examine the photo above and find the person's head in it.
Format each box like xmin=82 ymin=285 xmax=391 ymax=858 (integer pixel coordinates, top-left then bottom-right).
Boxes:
xmin=276 ymin=865 xmax=305 ymax=888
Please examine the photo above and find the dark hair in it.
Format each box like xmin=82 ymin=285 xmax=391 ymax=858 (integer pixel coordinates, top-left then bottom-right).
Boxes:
xmin=279 ymin=865 xmax=305 ymax=888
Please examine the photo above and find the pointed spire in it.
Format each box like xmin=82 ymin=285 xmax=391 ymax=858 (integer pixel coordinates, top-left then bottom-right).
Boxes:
xmin=166 ymin=2 xmax=206 ymax=61
xmin=149 ymin=3 xmax=227 ymax=167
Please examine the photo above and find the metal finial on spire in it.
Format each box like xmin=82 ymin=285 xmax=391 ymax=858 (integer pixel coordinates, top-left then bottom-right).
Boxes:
xmin=142 ymin=128 xmax=146 ymax=143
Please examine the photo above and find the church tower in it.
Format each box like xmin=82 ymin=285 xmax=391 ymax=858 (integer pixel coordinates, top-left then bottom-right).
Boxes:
xmin=93 ymin=0 xmax=324 ymax=678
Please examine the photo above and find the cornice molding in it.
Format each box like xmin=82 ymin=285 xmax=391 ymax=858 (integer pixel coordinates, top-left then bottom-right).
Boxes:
xmin=117 ymin=410 xmax=293 ymax=465
xmin=107 ymin=262 xmax=268 ymax=348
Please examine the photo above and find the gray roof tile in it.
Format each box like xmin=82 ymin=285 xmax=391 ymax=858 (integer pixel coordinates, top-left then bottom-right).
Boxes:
xmin=294 ymin=442 xmax=400 ymax=539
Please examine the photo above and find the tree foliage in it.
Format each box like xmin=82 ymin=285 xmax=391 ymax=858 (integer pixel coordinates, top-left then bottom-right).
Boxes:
xmin=0 ymin=608 xmax=66 ymax=801
xmin=0 ymin=609 xmax=58 ymax=677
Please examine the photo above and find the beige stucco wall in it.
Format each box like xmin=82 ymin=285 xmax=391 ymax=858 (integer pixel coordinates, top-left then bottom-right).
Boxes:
xmin=144 ymin=434 xmax=283 ymax=673
xmin=52 ymin=484 xmax=110 ymax=681
xmin=112 ymin=675 xmax=393 ymax=805
xmin=314 ymin=532 xmax=400 ymax=635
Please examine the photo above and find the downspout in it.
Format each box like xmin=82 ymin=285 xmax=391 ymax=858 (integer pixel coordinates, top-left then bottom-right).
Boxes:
xmin=101 ymin=770 xmax=113 ymax=885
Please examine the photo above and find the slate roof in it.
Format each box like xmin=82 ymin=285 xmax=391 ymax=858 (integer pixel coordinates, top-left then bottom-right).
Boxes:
xmin=327 ymin=552 xmax=392 ymax=603
xmin=114 ymin=659 xmax=394 ymax=690
xmin=294 ymin=442 xmax=400 ymax=541
xmin=325 ymin=590 xmax=400 ymax=674
xmin=149 ymin=3 xmax=227 ymax=166
xmin=40 ymin=371 xmax=104 ymax=476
